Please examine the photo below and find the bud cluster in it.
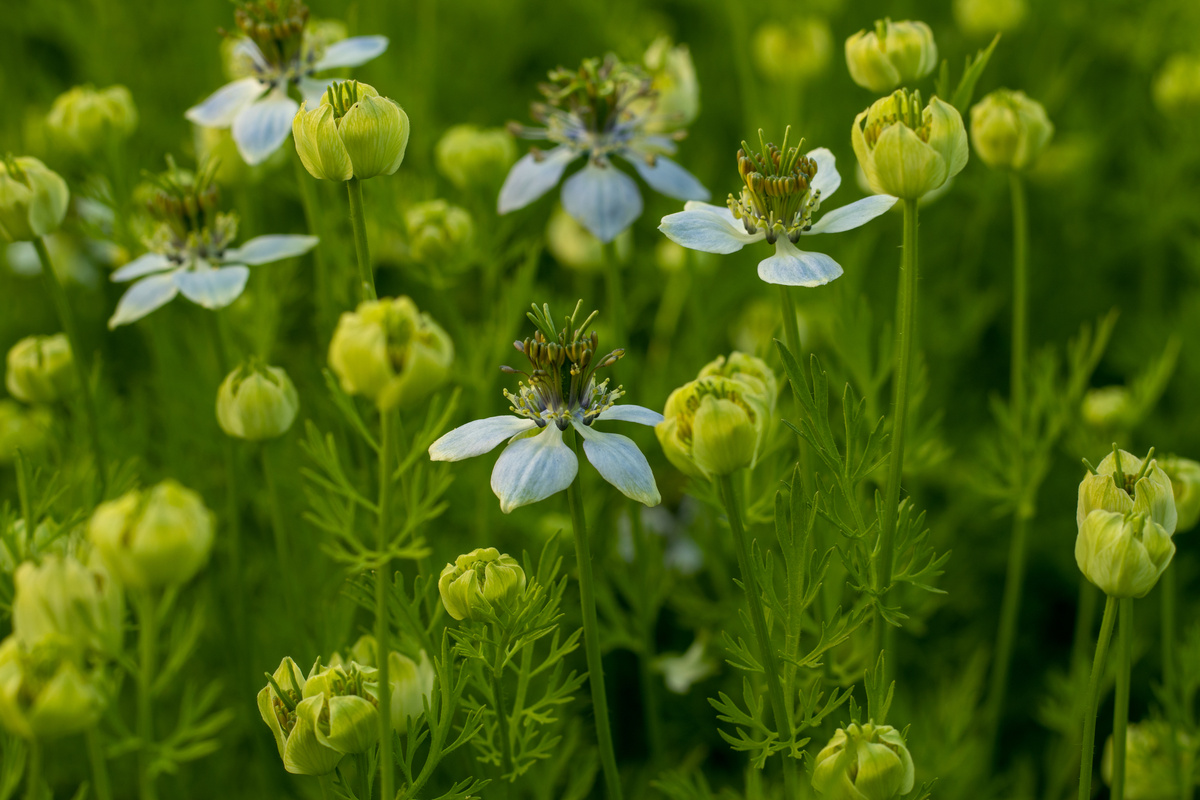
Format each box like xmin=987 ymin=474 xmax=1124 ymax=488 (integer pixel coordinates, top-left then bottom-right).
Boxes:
xmin=438 ymin=547 xmax=527 ymax=622
xmin=728 ymin=128 xmax=820 ymax=245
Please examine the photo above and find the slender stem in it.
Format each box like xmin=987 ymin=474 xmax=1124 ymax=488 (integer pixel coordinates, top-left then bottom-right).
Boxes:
xmin=347 ymin=178 xmax=376 ymax=302
xmin=985 ymin=514 xmax=1029 ymax=757
xmin=716 ymin=473 xmax=799 ymax=798
xmin=1009 ymin=173 xmax=1029 ymax=440
xmin=33 ymin=237 xmax=106 ymax=494
xmin=1162 ymin=567 xmax=1187 ymax=800
xmin=777 ymin=285 xmax=802 ymax=361
xmin=376 ymin=408 xmax=395 ymax=800
xmin=632 ymin=510 xmax=664 ymax=764
xmin=602 ymin=241 xmax=626 ymax=352
xmin=137 ymin=591 xmax=159 ymax=800
xmin=1078 ymin=595 xmax=1119 ymax=800
xmin=490 ymin=643 xmax=514 ymax=783
xmin=1111 ymin=598 xmax=1134 ymax=800
xmin=261 ymin=443 xmax=295 ymax=616
xmin=87 ymin=728 xmax=113 ymax=800
xmin=23 ymin=740 xmax=40 ymax=800
xmin=293 ymin=150 xmax=334 ymax=331
xmin=566 ymin=432 xmax=623 ymax=800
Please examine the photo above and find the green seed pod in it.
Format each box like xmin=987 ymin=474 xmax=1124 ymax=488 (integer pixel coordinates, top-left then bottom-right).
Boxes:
xmin=970 ymin=89 xmax=1054 ymax=171
xmin=1101 ymin=720 xmax=1195 ymax=800
xmin=434 ymin=124 xmax=517 ymax=190
xmin=404 ymin=199 xmax=474 ymax=264
xmin=1077 ymin=449 xmax=1177 ymax=535
xmin=5 ymin=334 xmax=74 ymax=405
xmin=216 ymin=361 xmax=300 ymax=441
xmin=1159 ymin=455 xmax=1200 ymax=533
xmin=46 ymin=85 xmax=138 ymax=155
xmin=0 ymin=635 xmax=106 ymax=740
xmin=657 ymin=375 xmax=772 ymax=479
xmin=438 ymin=547 xmax=527 ymax=622
xmin=845 ymin=19 xmax=938 ymax=94
xmin=258 ymin=657 xmax=343 ymax=775
xmin=812 ymin=721 xmax=916 ymax=800
xmin=0 ymin=157 xmax=70 ymax=243
xmin=1076 ymin=510 xmax=1174 ymax=599
xmin=853 ymin=91 xmax=968 ymax=200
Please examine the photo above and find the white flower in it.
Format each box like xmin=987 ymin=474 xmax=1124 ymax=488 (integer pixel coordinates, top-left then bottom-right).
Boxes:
xmin=658 ymin=138 xmax=896 ymax=287
xmin=498 ymin=54 xmax=709 ymax=244
xmin=429 ymin=304 xmax=662 ymax=513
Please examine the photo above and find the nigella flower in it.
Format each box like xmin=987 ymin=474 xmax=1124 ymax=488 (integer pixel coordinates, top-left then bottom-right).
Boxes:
xmin=430 ymin=303 xmax=662 ymax=513
xmin=184 ymin=0 xmax=387 ymax=165
xmin=659 ymin=129 xmax=897 ymax=286
xmin=498 ymin=54 xmax=710 ymax=243
xmin=108 ymin=160 xmax=316 ymax=328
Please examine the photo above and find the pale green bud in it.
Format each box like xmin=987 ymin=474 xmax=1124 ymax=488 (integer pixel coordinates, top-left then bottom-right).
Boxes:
xmin=404 ymin=199 xmax=474 ymax=263
xmin=853 ymin=91 xmax=968 ymax=200
xmin=812 ymin=721 xmax=916 ymax=800
xmin=293 ymin=81 xmax=410 ymax=181
xmin=1102 ymin=720 xmax=1195 ymax=800
xmin=1153 ymin=54 xmax=1200 ymax=117
xmin=13 ymin=553 xmax=123 ymax=656
xmin=258 ymin=657 xmax=343 ymax=775
xmin=0 ymin=400 xmax=53 ymax=464
xmin=46 ymin=85 xmax=138 ymax=155
xmin=437 ymin=547 xmax=526 ymax=622
xmin=845 ymin=19 xmax=938 ymax=94
xmin=0 ymin=635 xmax=106 ymax=740
xmin=434 ymin=125 xmax=517 ymax=190
xmin=656 ymin=375 xmax=771 ymax=479
xmin=87 ymin=480 xmax=215 ymax=589
xmin=641 ymin=36 xmax=700 ymax=132
xmin=697 ymin=352 xmax=777 ymax=458
xmin=5 ymin=334 xmax=74 ymax=405
xmin=970 ymin=89 xmax=1054 ymax=171
xmin=953 ymin=0 xmax=1026 ymax=37
xmin=328 ymin=296 xmax=454 ymax=411
xmin=216 ymin=361 xmax=299 ymax=441
xmin=388 ymin=650 xmax=435 ymax=733
xmin=753 ymin=19 xmax=833 ymax=83
xmin=301 ymin=661 xmax=380 ymax=756
xmin=1081 ymin=386 xmax=1135 ymax=430
xmin=0 ymin=157 xmax=70 ymax=243
xmin=1159 ymin=455 xmax=1200 ymax=533
xmin=1077 ymin=449 xmax=1177 ymax=535
xmin=1076 ymin=509 xmax=1174 ymax=599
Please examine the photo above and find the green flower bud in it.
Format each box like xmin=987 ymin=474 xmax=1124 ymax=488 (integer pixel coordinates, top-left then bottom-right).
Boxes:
xmin=656 ymin=375 xmax=771 ymax=479
xmin=5 ymin=334 xmax=73 ymax=405
xmin=642 ymin=36 xmax=700 ymax=132
xmin=845 ymin=19 xmax=938 ymax=94
xmin=87 ymin=480 xmax=215 ymax=589
xmin=46 ymin=85 xmax=138 ymax=155
xmin=953 ymin=0 xmax=1026 ymax=37
xmin=1153 ymin=54 xmax=1200 ymax=117
xmin=1102 ymin=720 xmax=1195 ymax=800
xmin=301 ymin=661 xmax=380 ymax=756
xmin=0 ymin=635 xmax=106 ymax=740
xmin=437 ymin=547 xmax=526 ymax=622
xmin=812 ymin=721 xmax=916 ymax=800
xmin=216 ymin=361 xmax=299 ymax=441
xmin=404 ymin=199 xmax=474 ymax=264
xmin=0 ymin=157 xmax=70 ymax=243
xmin=388 ymin=650 xmax=435 ymax=733
xmin=0 ymin=400 xmax=53 ymax=464
xmin=258 ymin=657 xmax=343 ymax=775
xmin=753 ymin=19 xmax=833 ymax=84
xmin=328 ymin=296 xmax=454 ymax=411
xmin=1076 ymin=510 xmax=1174 ymax=599
xmin=1081 ymin=386 xmax=1135 ymax=431
xmin=293 ymin=80 xmax=410 ymax=181
xmin=1160 ymin=455 xmax=1200 ymax=533
xmin=970 ymin=89 xmax=1054 ymax=171
xmin=853 ymin=90 xmax=968 ymax=200
xmin=13 ymin=553 xmax=123 ymax=656
xmin=434 ymin=125 xmax=517 ymax=190
xmin=1077 ymin=449 xmax=1177 ymax=535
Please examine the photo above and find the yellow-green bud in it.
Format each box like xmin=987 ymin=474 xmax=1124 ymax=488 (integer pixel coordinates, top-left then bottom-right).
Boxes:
xmin=1159 ymin=455 xmax=1200 ymax=533
xmin=293 ymin=81 xmax=410 ymax=181
xmin=0 ymin=157 xmax=70 ymax=243
xmin=46 ymin=85 xmax=138 ymax=155
xmin=752 ymin=19 xmax=833 ymax=84
xmin=1076 ymin=510 xmax=1174 ymax=599
xmin=853 ymin=90 xmax=968 ymax=200
xmin=258 ymin=657 xmax=343 ymax=775
xmin=87 ymin=480 xmax=216 ymax=589
xmin=970 ymin=89 xmax=1054 ymax=171
xmin=642 ymin=36 xmax=700 ymax=132
xmin=845 ymin=19 xmax=938 ymax=94
xmin=5 ymin=334 xmax=74 ymax=405
xmin=434 ymin=125 xmax=517 ymax=190
xmin=300 ymin=661 xmax=380 ymax=756
xmin=1081 ymin=386 xmax=1135 ymax=431
xmin=1077 ymin=449 xmax=1177 ymax=535
xmin=404 ymin=200 xmax=474 ymax=263
xmin=13 ymin=553 xmax=123 ymax=656
xmin=388 ymin=650 xmax=435 ymax=733
xmin=329 ymin=296 xmax=453 ymax=411
xmin=656 ymin=375 xmax=771 ymax=479
xmin=953 ymin=0 xmax=1026 ymax=37
xmin=1101 ymin=720 xmax=1195 ymax=800
xmin=437 ymin=547 xmax=527 ymax=622
xmin=0 ymin=635 xmax=106 ymax=740
xmin=1153 ymin=54 xmax=1200 ymax=117
xmin=216 ymin=361 xmax=299 ymax=441
xmin=0 ymin=400 xmax=53 ymax=464
xmin=812 ymin=721 xmax=916 ymax=800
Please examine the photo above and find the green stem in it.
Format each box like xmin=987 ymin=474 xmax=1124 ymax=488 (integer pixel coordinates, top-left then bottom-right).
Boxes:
xmin=376 ymin=409 xmax=395 ymax=800
xmin=490 ymin=645 xmax=514 ymax=783
xmin=1162 ymin=567 xmax=1187 ymax=800
xmin=293 ymin=150 xmax=334 ymax=332
xmin=566 ymin=432 xmax=623 ymax=800
xmin=347 ymin=178 xmax=376 ymax=301
xmin=632 ymin=510 xmax=664 ymax=764
xmin=23 ymin=739 xmax=40 ymax=800
xmin=602 ymin=241 xmax=626 ymax=351
xmin=1078 ymin=595 xmax=1119 ymax=800
xmin=261 ymin=443 xmax=295 ymax=616
xmin=137 ymin=591 xmax=159 ymax=800
xmin=777 ymin=284 xmax=802 ymax=361
xmin=715 ymin=473 xmax=798 ymax=798
xmin=87 ymin=728 xmax=113 ymax=800
xmin=33 ymin=237 xmax=106 ymax=495
xmin=1112 ymin=598 xmax=1134 ymax=800
xmin=985 ymin=514 xmax=1029 ymax=758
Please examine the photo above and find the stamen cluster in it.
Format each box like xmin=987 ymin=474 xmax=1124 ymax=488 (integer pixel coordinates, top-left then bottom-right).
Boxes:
xmin=144 ymin=159 xmax=237 ymax=261
xmin=728 ymin=128 xmax=820 ymax=244
xmin=233 ymin=0 xmax=310 ymax=71
xmin=862 ymin=89 xmax=932 ymax=148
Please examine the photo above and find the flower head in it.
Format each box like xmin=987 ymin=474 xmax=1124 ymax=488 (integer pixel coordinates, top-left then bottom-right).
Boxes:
xmin=435 ymin=125 xmax=517 ymax=190
xmin=853 ymin=90 xmax=968 ymax=200
xmin=438 ymin=547 xmax=527 ymax=621
xmin=259 ymin=657 xmax=343 ymax=775
xmin=293 ymin=80 xmax=410 ymax=181
xmin=812 ymin=721 xmax=916 ymax=800
xmin=216 ymin=360 xmax=300 ymax=441
xmin=404 ymin=199 xmax=474 ymax=264
xmin=845 ymin=19 xmax=938 ymax=94
xmin=429 ymin=302 xmax=663 ymax=513
xmin=0 ymin=156 xmax=69 ymax=244
xmin=1077 ymin=447 xmax=1177 ymax=535
xmin=13 ymin=553 xmax=123 ymax=657
xmin=639 ymin=37 xmax=700 ymax=133
xmin=0 ymin=635 xmax=106 ymax=740
xmin=6 ymin=334 xmax=73 ymax=405
xmin=970 ymin=89 xmax=1054 ymax=171
xmin=46 ymin=85 xmax=137 ymax=155
xmin=1102 ymin=720 xmax=1195 ymax=800
xmin=657 ymin=374 xmax=772 ymax=479
xmin=1076 ymin=510 xmax=1174 ymax=598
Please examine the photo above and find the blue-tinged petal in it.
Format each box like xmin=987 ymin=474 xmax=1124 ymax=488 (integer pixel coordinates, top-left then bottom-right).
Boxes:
xmin=561 ymin=162 xmax=642 ymax=244
xmin=575 ymin=422 xmax=661 ymax=507
xmin=222 ymin=235 xmax=319 ymax=265
xmin=108 ymin=273 xmax=179 ymax=328
xmin=658 ymin=202 xmax=762 ymax=254
xmin=757 ymin=238 xmax=843 ymax=287
xmin=185 ymin=78 xmax=267 ymax=128
xmin=490 ymin=426 xmax=578 ymax=513
xmin=497 ymin=146 xmax=578 ymax=214
xmin=176 ymin=265 xmax=250 ymax=309
xmin=594 ymin=404 xmax=664 ymax=427
xmin=808 ymin=147 xmax=841 ymax=199
xmin=805 ymin=195 xmax=898 ymax=235
xmin=312 ymin=36 xmax=389 ymax=71
xmin=111 ymin=253 xmax=174 ymax=282
xmin=429 ymin=416 xmax=539 ymax=461
xmin=623 ymin=153 xmax=710 ymax=201
xmin=298 ymin=77 xmax=336 ymax=107
xmin=232 ymin=91 xmax=299 ymax=165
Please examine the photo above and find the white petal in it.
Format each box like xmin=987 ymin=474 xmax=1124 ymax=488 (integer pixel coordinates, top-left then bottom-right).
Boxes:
xmin=623 ymin=153 xmax=710 ymax=202
xmin=185 ymin=78 xmax=267 ymax=128
xmin=576 ymin=423 xmax=661 ymax=507
xmin=594 ymin=405 xmax=664 ymax=427
xmin=111 ymin=253 xmax=174 ymax=282
xmin=807 ymin=147 xmax=841 ymax=199
xmin=561 ymin=162 xmax=643 ymax=244
xmin=658 ymin=203 xmax=762 ymax=254
xmin=757 ymin=238 xmax=843 ymax=287
xmin=490 ymin=426 xmax=578 ymax=514
xmin=298 ymin=77 xmax=335 ymax=107
xmin=176 ymin=265 xmax=250 ymax=309
xmin=222 ymin=235 xmax=319 ymax=265
xmin=429 ymin=417 xmax=538 ymax=461
xmin=497 ymin=147 xmax=578 ymax=214
xmin=108 ymin=273 xmax=179 ymax=328
xmin=312 ymin=36 xmax=389 ymax=71
xmin=232 ymin=91 xmax=299 ymax=165
xmin=805 ymin=195 xmax=898 ymax=235
xmin=231 ymin=38 xmax=270 ymax=72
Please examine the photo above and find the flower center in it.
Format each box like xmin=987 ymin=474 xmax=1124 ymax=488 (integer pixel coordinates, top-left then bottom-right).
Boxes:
xmin=861 ymin=89 xmax=932 ymax=148
xmin=727 ymin=128 xmax=820 ymax=245
xmin=145 ymin=158 xmax=238 ymax=262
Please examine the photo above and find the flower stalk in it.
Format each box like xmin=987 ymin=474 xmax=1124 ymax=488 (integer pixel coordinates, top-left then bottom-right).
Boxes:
xmin=347 ymin=178 xmax=376 ymax=301
xmin=87 ymin=728 xmax=113 ymax=800
xmin=1078 ymin=595 xmax=1119 ymax=800
xmin=1162 ymin=566 xmax=1188 ymax=800
xmin=292 ymin=150 xmax=334 ymax=331
xmin=137 ymin=591 xmax=159 ymax=800
xmin=1111 ymin=597 xmax=1134 ymax=800
xmin=375 ymin=408 xmax=395 ymax=800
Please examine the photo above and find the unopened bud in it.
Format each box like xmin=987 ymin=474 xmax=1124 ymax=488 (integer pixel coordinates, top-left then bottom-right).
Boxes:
xmin=5 ymin=334 xmax=73 ymax=405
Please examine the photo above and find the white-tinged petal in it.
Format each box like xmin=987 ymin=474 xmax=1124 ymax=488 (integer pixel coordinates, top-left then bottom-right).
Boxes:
xmin=757 ymin=238 xmax=843 ymax=287
xmin=185 ymin=78 xmax=267 ymax=128
xmin=622 ymin=153 xmax=710 ymax=201
xmin=490 ymin=425 xmax=578 ymax=513
xmin=176 ymin=265 xmax=250 ymax=309
xmin=497 ymin=146 xmax=578 ymax=214
xmin=298 ymin=77 xmax=336 ymax=107
xmin=429 ymin=416 xmax=538 ymax=461
xmin=108 ymin=273 xmax=179 ymax=328
xmin=807 ymin=147 xmax=841 ymax=199
xmin=111 ymin=252 xmax=174 ymax=282
xmin=232 ymin=91 xmax=299 ymax=165
xmin=575 ymin=423 xmax=661 ymax=507
xmin=658 ymin=202 xmax=762 ymax=254
xmin=561 ymin=162 xmax=643 ymax=243
xmin=594 ymin=404 xmax=664 ymax=427
xmin=805 ymin=195 xmax=898 ymax=235
xmin=231 ymin=38 xmax=270 ymax=73
xmin=221 ymin=235 xmax=319 ymax=265
xmin=312 ymin=36 xmax=389 ymax=71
